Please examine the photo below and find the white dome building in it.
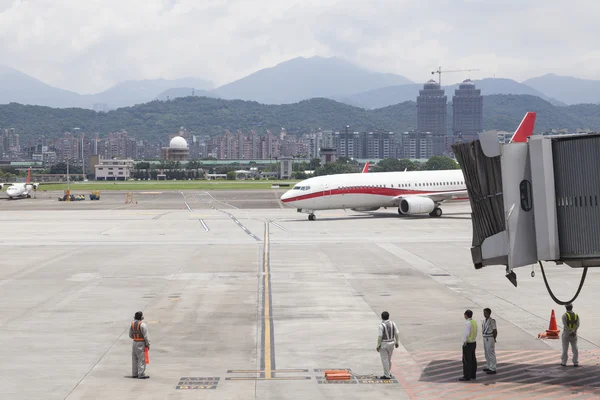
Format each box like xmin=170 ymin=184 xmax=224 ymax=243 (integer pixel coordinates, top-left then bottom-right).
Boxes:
xmin=162 ymin=135 xmax=190 ymax=161
xmin=169 ymin=136 xmax=188 ymax=149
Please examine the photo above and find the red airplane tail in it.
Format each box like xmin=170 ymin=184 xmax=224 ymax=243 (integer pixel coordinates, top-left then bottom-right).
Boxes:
xmin=509 ymin=112 xmax=536 ymax=143
xmin=26 ymin=167 xmax=31 ymax=184
xmin=362 ymin=162 xmax=369 ymax=173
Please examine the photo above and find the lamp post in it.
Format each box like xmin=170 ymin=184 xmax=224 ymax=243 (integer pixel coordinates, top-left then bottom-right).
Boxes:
xmin=66 ymin=157 xmax=70 ymax=192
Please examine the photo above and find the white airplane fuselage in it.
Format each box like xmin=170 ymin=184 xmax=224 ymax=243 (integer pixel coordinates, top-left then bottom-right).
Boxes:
xmin=280 ymin=169 xmax=467 ymax=214
xmin=5 ymin=184 xmax=35 ymax=199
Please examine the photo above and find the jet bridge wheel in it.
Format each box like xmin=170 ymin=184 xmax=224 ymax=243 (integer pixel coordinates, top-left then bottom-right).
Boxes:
xmin=429 ymin=207 xmax=443 ymax=218
xmin=308 ymin=213 xmax=316 ymax=221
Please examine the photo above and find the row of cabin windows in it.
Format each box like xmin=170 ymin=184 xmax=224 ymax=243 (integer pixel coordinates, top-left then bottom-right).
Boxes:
xmin=337 ymin=181 xmax=465 ymax=190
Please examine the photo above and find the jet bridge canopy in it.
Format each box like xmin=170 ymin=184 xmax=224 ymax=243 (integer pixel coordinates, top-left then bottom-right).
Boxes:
xmin=452 ymin=132 xmax=600 ymax=271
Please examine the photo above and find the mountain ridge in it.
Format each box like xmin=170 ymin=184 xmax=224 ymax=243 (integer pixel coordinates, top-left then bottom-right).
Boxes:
xmin=2 ymin=94 xmax=600 ymax=145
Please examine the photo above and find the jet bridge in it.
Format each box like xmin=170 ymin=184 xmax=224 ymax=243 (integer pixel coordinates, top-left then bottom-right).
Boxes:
xmin=452 ymin=121 xmax=600 ymax=303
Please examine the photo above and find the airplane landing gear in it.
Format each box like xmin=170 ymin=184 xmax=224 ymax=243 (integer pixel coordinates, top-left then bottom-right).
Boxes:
xmin=429 ymin=207 xmax=443 ymax=217
xmin=308 ymin=213 xmax=316 ymax=221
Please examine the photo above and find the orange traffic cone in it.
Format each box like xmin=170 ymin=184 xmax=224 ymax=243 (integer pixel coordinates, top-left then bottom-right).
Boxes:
xmin=545 ymin=309 xmax=560 ymax=338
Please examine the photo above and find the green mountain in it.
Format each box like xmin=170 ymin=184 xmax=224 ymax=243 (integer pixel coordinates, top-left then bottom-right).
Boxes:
xmin=2 ymin=94 xmax=600 ymax=144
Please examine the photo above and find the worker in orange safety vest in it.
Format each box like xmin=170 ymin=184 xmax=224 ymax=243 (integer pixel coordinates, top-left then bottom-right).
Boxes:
xmin=129 ymin=311 xmax=150 ymax=379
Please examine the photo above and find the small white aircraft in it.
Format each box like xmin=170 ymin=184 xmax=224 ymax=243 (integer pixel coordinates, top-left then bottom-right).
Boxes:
xmin=2 ymin=167 xmax=40 ymax=199
xmin=281 ymin=112 xmax=536 ymax=220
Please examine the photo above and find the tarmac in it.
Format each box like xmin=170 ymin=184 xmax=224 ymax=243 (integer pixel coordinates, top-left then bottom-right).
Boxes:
xmin=1 ymin=189 xmax=600 ymax=399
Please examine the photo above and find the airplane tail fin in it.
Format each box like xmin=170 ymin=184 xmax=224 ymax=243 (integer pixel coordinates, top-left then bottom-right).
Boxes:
xmin=362 ymin=162 xmax=369 ymax=173
xmin=509 ymin=112 xmax=536 ymax=143
xmin=26 ymin=167 xmax=31 ymax=184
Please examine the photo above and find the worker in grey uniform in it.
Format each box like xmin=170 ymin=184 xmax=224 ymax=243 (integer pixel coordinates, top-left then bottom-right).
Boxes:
xmin=376 ymin=311 xmax=399 ymax=379
xmin=482 ymin=308 xmax=497 ymax=374
xmin=561 ymin=303 xmax=579 ymax=367
xmin=129 ymin=311 xmax=150 ymax=379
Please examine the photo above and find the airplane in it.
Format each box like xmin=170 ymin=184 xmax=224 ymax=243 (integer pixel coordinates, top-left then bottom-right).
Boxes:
xmin=1 ymin=167 xmax=40 ymax=199
xmin=280 ymin=112 xmax=536 ymax=221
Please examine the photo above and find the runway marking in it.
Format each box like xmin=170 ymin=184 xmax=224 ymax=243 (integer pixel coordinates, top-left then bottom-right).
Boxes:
xmin=176 ymin=377 xmax=219 ymax=390
xmin=198 ymin=194 xmax=260 ymax=241
xmin=262 ymin=222 xmax=275 ymax=378
xmin=179 ymin=191 xmax=193 ymax=212
xmin=204 ymin=191 xmax=239 ymax=209
xmin=269 ymin=220 xmax=289 ymax=232
xmin=225 ymin=377 xmax=311 ymax=381
xmin=227 ymin=369 xmax=308 ymax=373
xmin=152 ymin=212 xmax=171 ymax=220
xmin=199 ymin=219 xmax=209 ymax=232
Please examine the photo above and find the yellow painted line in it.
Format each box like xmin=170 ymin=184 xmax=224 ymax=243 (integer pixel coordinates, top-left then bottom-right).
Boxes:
xmin=264 ymin=222 xmax=271 ymax=379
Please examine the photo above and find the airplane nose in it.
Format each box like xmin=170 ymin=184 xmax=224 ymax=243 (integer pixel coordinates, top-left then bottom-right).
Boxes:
xmin=280 ymin=190 xmax=292 ymax=202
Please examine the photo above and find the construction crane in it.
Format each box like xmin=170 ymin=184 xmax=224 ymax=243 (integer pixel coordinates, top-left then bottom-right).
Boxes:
xmin=431 ymin=67 xmax=479 ymax=86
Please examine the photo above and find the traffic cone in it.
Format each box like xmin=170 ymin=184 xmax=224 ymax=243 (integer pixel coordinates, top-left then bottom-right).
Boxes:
xmin=546 ymin=309 xmax=560 ymax=338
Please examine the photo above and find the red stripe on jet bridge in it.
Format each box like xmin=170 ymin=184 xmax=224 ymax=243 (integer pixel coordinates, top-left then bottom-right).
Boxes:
xmin=281 ymin=187 xmax=461 ymax=203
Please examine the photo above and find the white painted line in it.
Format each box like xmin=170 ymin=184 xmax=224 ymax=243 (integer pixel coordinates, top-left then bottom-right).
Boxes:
xmin=199 ymin=219 xmax=209 ymax=232
xmin=270 ymin=221 xmax=289 ymax=232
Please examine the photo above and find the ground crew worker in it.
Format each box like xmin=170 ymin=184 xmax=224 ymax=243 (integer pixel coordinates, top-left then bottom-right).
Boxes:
xmin=376 ymin=311 xmax=399 ymax=379
xmin=460 ymin=309 xmax=477 ymax=381
xmin=129 ymin=311 xmax=150 ymax=379
xmin=482 ymin=308 xmax=497 ymax=374
xmin=561 ymin=303 xmax=579 ymax=367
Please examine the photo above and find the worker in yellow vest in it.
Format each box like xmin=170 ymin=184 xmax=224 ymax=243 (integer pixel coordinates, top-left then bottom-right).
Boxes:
xmin=129 ymin=311 xmax=151 ymax=379
xmin=561 ymin=303 xmax=579 ymax=367
xmin=459 ymin=309 xmax=478 ymax=381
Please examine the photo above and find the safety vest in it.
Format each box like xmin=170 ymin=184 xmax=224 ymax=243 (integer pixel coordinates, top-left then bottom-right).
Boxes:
xmin=565 ymin=312 xmax=578 ymax=331
xmin=381 ymin=321 xmax=396 ymax=342
xmin=132 ymin=321 xmax=145 ymax=342
xmin=467 ymin=319 xmax=477 ymax=342
xmin=482 ymin=318 xmax=496 ymax=337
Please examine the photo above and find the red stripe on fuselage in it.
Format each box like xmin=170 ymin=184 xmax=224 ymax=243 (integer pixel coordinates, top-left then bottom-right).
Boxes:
xmin=281 ymin=187 xmax=460 ymax=203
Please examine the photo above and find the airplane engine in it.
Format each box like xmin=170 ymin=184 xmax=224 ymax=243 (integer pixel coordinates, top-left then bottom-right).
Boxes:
xmin=351 ymin=207 xmax=380 ymax=212
xmin=0 ymin=183 xmax=3 ymax=189
xmin=33 ymin=183 xmax=39 ymax=189
xmin=399 ymin=197 xmax=436 ymax=215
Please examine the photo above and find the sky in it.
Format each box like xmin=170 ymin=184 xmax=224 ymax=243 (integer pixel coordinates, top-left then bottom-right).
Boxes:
xmin=0 ymin=0 xmax=598 ymax=93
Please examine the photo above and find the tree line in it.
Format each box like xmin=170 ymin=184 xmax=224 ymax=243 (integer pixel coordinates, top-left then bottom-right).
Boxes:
xmin=3 ymin=94 xmax=600 ymax=144
xmin=290 ymin=156 xmax=459 ymax=179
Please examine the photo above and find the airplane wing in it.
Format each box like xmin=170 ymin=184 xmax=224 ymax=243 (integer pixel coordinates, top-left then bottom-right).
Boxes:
xmin=393 ymin=190 xmax=469 ymax=204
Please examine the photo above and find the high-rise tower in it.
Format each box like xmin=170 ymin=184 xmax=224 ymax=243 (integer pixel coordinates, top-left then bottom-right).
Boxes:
xmin=417 ymin=80 xmax=447 ymax=155
xmin=452 ymin=79 xmax=483 ymax=142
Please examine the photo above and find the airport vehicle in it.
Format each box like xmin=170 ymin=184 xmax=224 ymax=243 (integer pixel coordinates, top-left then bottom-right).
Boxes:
xmin=280 ymin=113 xmax=536 ymax=220
xmin=1 ymin=168 xmax=40 ymax=199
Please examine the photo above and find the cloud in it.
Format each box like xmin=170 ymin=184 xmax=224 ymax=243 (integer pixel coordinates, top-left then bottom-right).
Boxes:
xmin=0 ymin=0 xmax=598 ymax=93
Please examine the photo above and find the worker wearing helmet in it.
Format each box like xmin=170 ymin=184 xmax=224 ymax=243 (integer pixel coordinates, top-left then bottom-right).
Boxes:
xmin=129 ymin=311 xmax=150 ymax=379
